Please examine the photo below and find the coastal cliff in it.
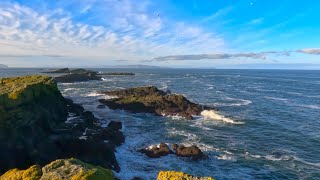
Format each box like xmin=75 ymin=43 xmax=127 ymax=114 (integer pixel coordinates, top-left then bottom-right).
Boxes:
xmin=0 ymin=75 xmax=123 ymax=174
xmin=0 ymin=75 xmax=214 ymax=179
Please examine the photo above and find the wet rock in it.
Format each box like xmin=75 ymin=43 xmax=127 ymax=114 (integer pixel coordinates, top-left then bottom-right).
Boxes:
xmin=99 ymin=86 xmax=216 ymax=120
xmin=172 ymin=144 xmax=205 ymax=160
xmin=139 ymin=143 xmax=173 ymax=158
xmin=108 ymin=121 xmax=122 ymax=131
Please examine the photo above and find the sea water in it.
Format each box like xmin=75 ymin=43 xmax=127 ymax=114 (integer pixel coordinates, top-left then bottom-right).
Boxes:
xmin=1 ymin=68 xmax=320 ymax=179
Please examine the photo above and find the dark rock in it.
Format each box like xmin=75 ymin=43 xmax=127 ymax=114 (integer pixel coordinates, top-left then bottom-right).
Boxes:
xmin=0 ymin=75 xmax=124 ymax=174
xmin=70 ymin=68 xmax=95 ymax=74
xmin=108 ymin=121 xmax=122 ymax=131
xmin=139 ymin=143 xmax=173 ymax=158
xmin=165 ymin=89 xmax=172 ymax=94
xmin=54 ymin=72 xmax=102 ymax=83
xmin=139 ymin=143 xmax=205 ymax=160
xmin=99 ymin=86 xmax=216 ymax=120
xmin=172 ymin=144 xmax=205 ymax=160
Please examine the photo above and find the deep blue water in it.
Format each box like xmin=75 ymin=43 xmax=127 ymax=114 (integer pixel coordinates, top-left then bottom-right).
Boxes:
xmin=1 ymin=68 xmax=320 ymax=180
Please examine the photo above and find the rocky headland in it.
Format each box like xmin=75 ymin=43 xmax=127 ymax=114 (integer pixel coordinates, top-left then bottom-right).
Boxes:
xmin=99 ymin=86 xmax=216 ymax=120
xmin=0 ymin=75 xmax=214 ymax=179
xmin=0 ymin=75 xmax=123 ymax=174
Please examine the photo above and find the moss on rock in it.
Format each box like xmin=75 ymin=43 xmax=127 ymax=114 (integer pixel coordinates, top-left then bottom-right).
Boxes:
xmin=41 ymin=159 xmax=114 ymax=180
xmin=0 ymin=165 xmax=42 ymax=180
xmin=0 ymin=159 xmax=114 ymax=180
xmin=157 ymin=171 xmax=213 ymax=180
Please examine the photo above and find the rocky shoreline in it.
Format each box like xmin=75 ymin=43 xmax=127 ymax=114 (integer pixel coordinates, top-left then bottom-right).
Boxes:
xmin=0 ymin=75 xmax=214 ymax=179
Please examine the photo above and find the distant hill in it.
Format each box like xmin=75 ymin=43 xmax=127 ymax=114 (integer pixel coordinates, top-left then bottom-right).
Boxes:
xmin=110 ymin=65 xmax=170 ymax=69
xmin=0 ymin=64 xmax=8 ymax=68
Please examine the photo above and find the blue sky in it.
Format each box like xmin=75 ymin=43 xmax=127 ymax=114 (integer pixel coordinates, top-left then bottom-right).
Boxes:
xmin=0 ymin=0 xmax=319 ymax=68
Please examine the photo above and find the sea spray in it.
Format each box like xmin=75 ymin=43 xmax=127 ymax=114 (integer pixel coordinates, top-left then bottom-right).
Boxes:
xmin=200 ymin=110 xmax=244 ymax=124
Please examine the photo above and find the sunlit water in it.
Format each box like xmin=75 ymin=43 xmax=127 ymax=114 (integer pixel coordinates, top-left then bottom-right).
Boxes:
xmin=1 ymin=68 xmax=320 ymax=179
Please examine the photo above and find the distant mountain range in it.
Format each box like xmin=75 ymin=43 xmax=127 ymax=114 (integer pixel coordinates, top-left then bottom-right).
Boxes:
xmin=0 ymin=64 xmax=8 ymax=68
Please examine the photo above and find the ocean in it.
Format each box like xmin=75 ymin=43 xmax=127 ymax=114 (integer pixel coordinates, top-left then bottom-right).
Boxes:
xmin=1 ymin=68 xmax=320 ymax=179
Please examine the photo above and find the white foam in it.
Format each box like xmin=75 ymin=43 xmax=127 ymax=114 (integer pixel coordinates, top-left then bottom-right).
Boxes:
xmin=264 ymin=96 xmax=288 ymax=101
xmin=201 ymin=110 xmax=244 ymax=124
xmin=217 ymin=154 xmax=236 ymax=161
xmin=86 ymin=92 xmax=104 ymax=97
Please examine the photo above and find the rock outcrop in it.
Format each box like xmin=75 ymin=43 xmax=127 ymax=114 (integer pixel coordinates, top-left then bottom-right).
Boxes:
xmin=139 ymin=143 xmax=206 ymax=160
xmin=0 ymin=158 xmax=114 ymax=180
xmin=139 ymin=143 xmax=173 ymax=158
xmin=54 ymin=72 xmax=102 ymax=83
xmin=157 ymin=171 xmax=213 ymax=180
xmin=0 ymin=75 xmax=123 ymax=174
xmin=99 ymin=86 xmax=215 ymax=120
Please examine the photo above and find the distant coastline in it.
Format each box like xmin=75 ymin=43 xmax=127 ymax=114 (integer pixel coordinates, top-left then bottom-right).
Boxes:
xmin=0 ymin=64 xmax=8 ymax=68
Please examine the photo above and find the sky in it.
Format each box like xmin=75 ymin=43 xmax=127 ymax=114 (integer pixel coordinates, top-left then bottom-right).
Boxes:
xmin=0 ymin=0 xmax=320 ymax=68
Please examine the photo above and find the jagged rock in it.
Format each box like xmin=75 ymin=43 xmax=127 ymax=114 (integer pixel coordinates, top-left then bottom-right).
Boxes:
xmin=0 ymin=158 xmax=114 ymax=180
xmin=157 ymin=171 xmax=213 ymax=180
xmin=139 ymin=143 xmax=205 ymax=160
xmin=172 ymin=144 xmax=205 ymax=160
xmin=0 ymin=165 xmax=42 ymax=180
xmin=107 ymin=121 xmax=122 ymax=131
xmin=139 ymin=143 xmax=173 ymax=158
xmin=54 ymin=72 xmax=101 ymax=83
xmin=99 ymin=86 xmax=215 ymax=120
xmin=0 ymin=75 xmax=123 ymax=174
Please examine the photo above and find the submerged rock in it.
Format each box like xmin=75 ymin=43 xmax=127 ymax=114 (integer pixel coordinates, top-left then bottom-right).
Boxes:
xmin=0 ymin=158 xmax=114 ymax=180
xmin=157 ymin=171 xmax=213 ymax=180
xmin=99 ymin=86 xmax=215 ymax=120
xmin=0 ymin=75 xmax=123 ymax=174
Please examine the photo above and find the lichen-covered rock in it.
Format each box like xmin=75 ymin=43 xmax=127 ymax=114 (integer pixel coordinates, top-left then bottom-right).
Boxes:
xmin=0 ymin=75 xmax=67 ymax=129
xmin=99 ymin=86 xmax=215 ymax=120
xmin=0 ymin=75 xmax=123 ymax=174
xmin=0 ymin=159 xmax=114 ymax=180
xmin=0 ymin=165 xmax=42 ymax=180
xmin=41 ymin=159 xmax=114 ymax=180
xmin=157 ymin=171 xmax=213 ymax=180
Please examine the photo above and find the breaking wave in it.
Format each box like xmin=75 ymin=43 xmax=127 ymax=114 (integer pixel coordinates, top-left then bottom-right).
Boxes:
xmin=200 ymin=110 xmax=244 ymax=124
